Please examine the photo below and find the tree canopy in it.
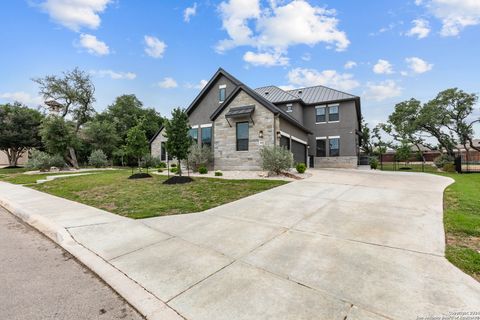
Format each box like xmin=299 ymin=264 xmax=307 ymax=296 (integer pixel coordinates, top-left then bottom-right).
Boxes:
xmin=163 ymin=108 xmax=191 ymax=175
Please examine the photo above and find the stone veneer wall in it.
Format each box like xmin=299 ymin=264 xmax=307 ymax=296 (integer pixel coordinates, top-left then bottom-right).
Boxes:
xmin=150 ymin=129 xmax=167 ymax=159
xmin=314 ymin=156 xmax=358 ymax=168
xmin=214 ymin=90 xmax=279 ymax=171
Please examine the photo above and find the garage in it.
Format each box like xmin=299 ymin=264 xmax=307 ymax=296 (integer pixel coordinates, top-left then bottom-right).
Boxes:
xmin=291 ymin=140 xmax=307 ymax=164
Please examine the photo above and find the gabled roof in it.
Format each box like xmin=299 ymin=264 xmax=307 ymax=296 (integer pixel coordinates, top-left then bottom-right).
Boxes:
xmin=185 ymin=68 xmax=242 ymax=116
xmin=254 ymin=86 xmax=299 ymax=103
xmin=210 ymin=84 xmax=312 ymax=134
xmin=149 ymin=125 xmax=164 ymax=144
xmin=286 ymin=85 xmax=357 ymax=104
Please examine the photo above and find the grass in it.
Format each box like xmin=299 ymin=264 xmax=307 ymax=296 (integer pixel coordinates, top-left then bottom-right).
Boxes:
xmin=0 ymin=168 xmax=110 ymax=185
xmin=30 ymin=170 xmax=287 ymax=219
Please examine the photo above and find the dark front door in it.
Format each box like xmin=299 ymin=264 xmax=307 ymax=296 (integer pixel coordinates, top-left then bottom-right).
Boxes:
xmin=291 ymin=140 xmax=306 ymax=164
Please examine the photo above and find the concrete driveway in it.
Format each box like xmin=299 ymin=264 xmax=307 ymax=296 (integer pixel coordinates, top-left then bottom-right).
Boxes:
xmin=1 ymin=169 xmax=479 ymax=319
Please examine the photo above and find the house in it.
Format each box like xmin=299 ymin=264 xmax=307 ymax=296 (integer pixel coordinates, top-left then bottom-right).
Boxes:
xmin=150 ymin=68 xmax=362 ymax=170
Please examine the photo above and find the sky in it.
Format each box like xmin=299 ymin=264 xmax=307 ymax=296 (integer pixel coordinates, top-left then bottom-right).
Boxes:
xmin=1 ymin=0 xmax=480 ymax=129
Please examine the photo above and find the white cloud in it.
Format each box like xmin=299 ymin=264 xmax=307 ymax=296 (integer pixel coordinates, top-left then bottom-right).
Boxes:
xmin=184 ymin=3 xmax=197 ymax=22
xmin=364 ymin=80 xmax=402 ymax=101
xmin=0 ymin=92 xmax=43 ymax=106
xmin=344 ymin=60 xmax=357 ymax=69
xmin=405 ymin=57 xmax=433 ymax=74
xmin=373 ymin=59 xmax=394 ymax=74
xmin=39 ymin=0 xmax=111 ymax=31
xmin=144 ymin=35 xmax=167 ymax=58
xmin=90 ymin=70 xmax=136 ymax=80
xmin=157 ymin=77 xmax=178 ymax=89
xmin=185 ymin=79 xmax=208 ymax=90
xmin=243 ymin=50 xmax=289 ymax=66
xmin=286 ymin=67 xmax=360 ymax=91
xmin=216 ymin=0 xmax=349 ymax=63
xmin=417 ymin=0 xmax=480 ymax=36
xmin=406 ymin=19 xmax=431 ymax=39
xmin=78 ymin=34 xmax=109 ymax=55
xmin=301 ymin=53 xmax=311 ymax=61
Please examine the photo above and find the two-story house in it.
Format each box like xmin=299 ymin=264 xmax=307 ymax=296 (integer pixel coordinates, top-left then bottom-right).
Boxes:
xmin=150 ymin=68 xmax=362 ymax=170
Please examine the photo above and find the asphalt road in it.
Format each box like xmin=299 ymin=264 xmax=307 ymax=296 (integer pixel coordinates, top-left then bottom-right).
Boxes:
xmin=0 ymin=207 xmax=144 ymax=320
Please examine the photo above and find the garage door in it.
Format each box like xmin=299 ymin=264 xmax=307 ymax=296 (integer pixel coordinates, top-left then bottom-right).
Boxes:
xmin=291 ymin=140 xmax=306 ymax=164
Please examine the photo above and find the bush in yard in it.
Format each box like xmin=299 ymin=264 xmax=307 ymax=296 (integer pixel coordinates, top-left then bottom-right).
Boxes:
xmin=170 ymin=167 xmax=178 ymax=173
xmin=88 ymin=149 xmax=108 ymax=168
xmin=170 ymin=163 xmax=177 ymax=167
xmin=187 ymin=144 xmax=212 ymax=171
xmin=434 ymin=154 xmax=454 ymax=169
xmin=296 ymin=163 xmax=306 ymax=174
xmin=215 ymin=170 xmax=223 ymax=176
xmin=141 ymin=154 xmax=160 ymax=170
xmin=443 ymin=163 xmax=456 ymax=172
xmin=159 ymin=161 xmax=167 ymax=168
xmin=369 ymin=157 xmax=379 ymax=170
xmin=198 ymin=166 xmax=208 ymax=174
xmin=27 ymin=150 xmax=65 ymax=171
xmin=260 ymin=146 xmax=293 ymax=175
xmin=158 ymin=168 xmax=163 ymax=173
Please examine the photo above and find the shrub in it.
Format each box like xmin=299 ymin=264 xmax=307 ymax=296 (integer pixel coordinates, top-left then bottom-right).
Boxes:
xmin=159 ymin=161 xmax=167 ymax=168
xmin=88 ymin=149 xmax=108 ymax=168
xmin=369 ymin=157 xmax=379 ymax=170
xmin=443 ymin=163 xmax=456 ymax=172
xmin=296 ymin=163 xmax=306 ymax=174
xmin=170 ymin=167 xmax=178 ymax=173
xmin=27 ymin=150 xmax=65 ymax=171
xmin=187 ymin=144 xmax=212 ymax=171
xmin=170 ymin=163 xmax=177 ymax=167
xmin=141 ymin=154 xmax=160 ymax=169
xmin=215 ymin=170 xmax=223 ymax=176
xmin=260 ymin=146 xmax=294 ymax=175
xmin=198 ymin=166 xmax=208 ymax=174
xmin=157 ymin=168 xmax=163 ymax=173
xmin=434 ymin=154 xmax=454 ymax=168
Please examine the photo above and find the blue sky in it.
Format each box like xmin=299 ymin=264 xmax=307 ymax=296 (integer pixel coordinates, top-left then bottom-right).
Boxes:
xmin=1 ymin=0 xmax=479 ymax=128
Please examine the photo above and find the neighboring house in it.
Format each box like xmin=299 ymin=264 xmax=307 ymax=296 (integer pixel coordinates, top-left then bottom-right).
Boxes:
xmin=150 ymin=68 xmax=362 ymax=170
xmin=0 ymin=151 xmax=28 ymax=167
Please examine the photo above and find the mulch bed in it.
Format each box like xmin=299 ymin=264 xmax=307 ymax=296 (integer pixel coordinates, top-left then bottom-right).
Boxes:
xmin=163 ymin=176 xmax=194 ymax=184
xmin=128 ymin=173 xmax=153 ymax=179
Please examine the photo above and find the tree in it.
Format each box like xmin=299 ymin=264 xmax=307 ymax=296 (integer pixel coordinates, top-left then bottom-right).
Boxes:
xmin=0 ymin=103 xmax=43 ymax=166
xmin=40 ymin=116 xmax=79 ymax=168
xmin=83 ymin=120 xmax=119 ymax=157
xmin=125 ymin=124 xmax=149 ymax=168
xmin=163 ymin=108 xmax=191 ymax=176
xmin=394 ymin=141 xmax=412 ymax=165
xmin=359 ymin=119 xmax=374 ymax=155
xmin=33 ymin=68 xmax=96 ymax=167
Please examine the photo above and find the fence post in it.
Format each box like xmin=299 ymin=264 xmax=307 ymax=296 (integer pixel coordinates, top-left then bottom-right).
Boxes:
xmin=454 ymin=156 xmax=462 ymax=173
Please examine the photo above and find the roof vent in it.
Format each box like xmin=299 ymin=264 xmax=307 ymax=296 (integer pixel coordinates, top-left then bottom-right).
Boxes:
xmin=265 ymin=91 xmax=269 ymax=95
xmin=298 ymin=90 xmax=303 ymax=94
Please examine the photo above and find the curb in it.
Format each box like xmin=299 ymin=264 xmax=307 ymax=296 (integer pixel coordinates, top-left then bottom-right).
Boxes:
xmin=0 ymin=195 xmax=184 ymax=320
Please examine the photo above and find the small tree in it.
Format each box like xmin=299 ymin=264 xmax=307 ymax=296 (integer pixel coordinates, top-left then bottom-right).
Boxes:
xmin=0 ymin=102 xmax=43 ymax=167
xmin=260 ymin=146 xmax=294 ymax=175
xmin=394 ymin=142 xmax=412 ymax=166
xmin=125 ymin=124 xmax=149 ymax=169
xmin=40 ymin=115 xmax=79 ymax=168
xmin=187 ymin=144 xmax=212 ymax=172
xmin=84 ymin=120 xmax=119 ymax=157
xmin=163 ymin=108 xmax=191 ymax=176
xmin=88 ymin=149 xmax=108 ymax=168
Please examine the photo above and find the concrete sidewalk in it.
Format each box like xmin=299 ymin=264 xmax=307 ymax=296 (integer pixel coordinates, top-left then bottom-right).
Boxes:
xmin=1 ymin=169 xmax=479 ymax=320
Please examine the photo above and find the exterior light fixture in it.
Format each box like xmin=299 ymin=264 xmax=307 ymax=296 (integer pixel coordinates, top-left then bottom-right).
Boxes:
xmin=276 ymin=131 xmax=281 ymax=139
xmin=259 ymin=130 xmax=264 ymax=139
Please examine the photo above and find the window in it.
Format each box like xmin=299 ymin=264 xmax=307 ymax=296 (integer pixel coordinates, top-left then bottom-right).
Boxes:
xmin=201 ymin=127 xmax=212 ymax=147
xmin=280 ymin=135 xmax=290 ymax=150
xmin=236 ymin=122 xmax=249 ymax=151
xmin=329 ymin=138 xmax=340 ymax=157
xmin=219 ymin=85 xmax=226 ymax=102
xmin=315 ymin=106 xmax=326 ymax=123
xmin=328 ymin=104 xmax=339 ymax=122
xmin=189 ymin=128 xmax=198 ymax=143
xmin=286 ymin=104 xmax=293 ymax=113
xmin=316 ymin=139 xmax=326 ymax=157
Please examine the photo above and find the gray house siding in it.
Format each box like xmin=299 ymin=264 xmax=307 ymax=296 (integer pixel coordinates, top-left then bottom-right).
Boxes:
xmin=276 ymin=102 xmax=303 ymax=125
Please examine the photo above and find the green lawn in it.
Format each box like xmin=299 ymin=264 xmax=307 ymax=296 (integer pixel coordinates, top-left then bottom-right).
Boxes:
xmin=29 ymin=170 xmax=287 ymax=219
xmin=440 ymin=172 xmax=480 ymax=281
xmin=0 ymin=168 xmax=110 ymax=185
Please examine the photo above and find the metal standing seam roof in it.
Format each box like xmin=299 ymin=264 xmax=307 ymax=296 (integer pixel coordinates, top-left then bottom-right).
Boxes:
xmin=254 ymin=85 xmax=357 ymax=105
xmin=253 ymin=86 xmax=299 ymax=103
xmin=225 ymin=105 xmax=255 ymax=118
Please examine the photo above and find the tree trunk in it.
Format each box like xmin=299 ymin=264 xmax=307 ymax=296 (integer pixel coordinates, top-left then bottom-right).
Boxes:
xmin=67 ymin=147 xmax=79 ymax=169
xmin=178 ymin=159 xmax=182 ymax=176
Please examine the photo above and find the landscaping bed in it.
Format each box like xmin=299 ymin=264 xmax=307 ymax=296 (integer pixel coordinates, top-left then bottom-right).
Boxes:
xmin=28 ymin=170 xmax=287 ymax=219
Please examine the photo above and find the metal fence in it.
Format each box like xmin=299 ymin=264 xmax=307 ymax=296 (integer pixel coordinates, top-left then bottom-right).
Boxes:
xmin=379 ymin=161 xmax=433 ymax=173
xmin=456 ymin=152 xmax=480 ymax=173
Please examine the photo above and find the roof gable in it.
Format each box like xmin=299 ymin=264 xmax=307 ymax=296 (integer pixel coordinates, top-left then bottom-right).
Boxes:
xmin=287 ymin=85 xmax=357 ymax=104
xmin=254 ymin=86 xmax=299 ymax=103
xmin=185 ymin=68 xmax=242 ymax=116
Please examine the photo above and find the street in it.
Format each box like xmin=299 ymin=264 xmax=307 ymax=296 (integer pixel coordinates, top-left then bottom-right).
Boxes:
xmin=0 ymin=207 xmax=143 ymax=320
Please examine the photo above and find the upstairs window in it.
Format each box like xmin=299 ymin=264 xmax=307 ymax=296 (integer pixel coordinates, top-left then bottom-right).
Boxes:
xmin=201 ymin=127 xmax=212 ymax=147
xmin=328 ymin=104 xmax=339 ymax=122
xmin=315 ymin=106 xmax=326 ymax=123
xmin=286 ymin=104 xmax=293 ymax=113
xmin=329 ymin=137 xmax=340 ymax=157
xmin=236 ymin=122 xmax=249 ymax=151
xmin=219 ymin=84 xmax=226 ymax=102
xmin=189 ymin=128 xmax=198 ymax=143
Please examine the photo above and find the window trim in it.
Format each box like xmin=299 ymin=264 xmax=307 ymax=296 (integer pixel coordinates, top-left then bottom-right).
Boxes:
xmin=315 ymin=105 xmax=327 ymax=124
xmin=236 ymin=121 xmax=249 ymax=151
xmin=219 ymin=85 xmax=226 ymax=103
xmin=316 ymin=138 xmax=327 ymax=157
xmin=328 ymin=136 xmax=340 ymax=157
xmin=201 ymin=126 xmax=212 ymax=147
xmin=327 ymin=104 xmax=340 ymax=122
xmin=286 ymin=103 xmax=293 ymax=113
